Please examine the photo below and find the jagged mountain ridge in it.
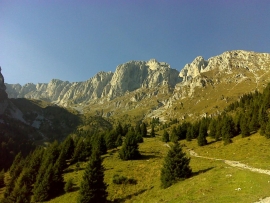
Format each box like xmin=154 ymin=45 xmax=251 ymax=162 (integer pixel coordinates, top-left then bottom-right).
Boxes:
xmin=6 ymin=59 xmax=180 ymax=106
xmin=5 ymin=50 xmax=270 ymax=122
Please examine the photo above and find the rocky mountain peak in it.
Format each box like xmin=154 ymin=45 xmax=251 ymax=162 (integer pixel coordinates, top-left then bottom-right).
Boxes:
xmin=0 ymin=67 xmax=8 ymax=101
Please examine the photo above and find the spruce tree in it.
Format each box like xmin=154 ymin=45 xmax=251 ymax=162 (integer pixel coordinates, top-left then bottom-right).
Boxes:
xmin=141 ymin=122 xmax=147 ymax=137
xmin=221 ymin=116 xmax=234 ymax=145
xmin=170 ymin=126 xmax=178 ymax=143
xmin=150 ymin=125 xmax=155 ymax=137
xmin=197 ymin=124 xmax=207 ymax=146
xmin=77 ymin=150 xmax=107 ymax=203
xmin=32 ymin=164 xmax=54 ymax=202
xmin=160 ymin=142 xmax=192 ymax=189
xmin=240 ymin=114 xmax=250 ymax=137
xmin=119 ymin=130 xmax=141 ymax=160
xmin=186 ymin=125 xmax=193 ymax=141
xmin=265 ymin=119 xmax=270 ymax=139
xmin=208 ymin=119 xmax=217 ymax=139
xmin=162 ymin=130 xmax=170 ymax=143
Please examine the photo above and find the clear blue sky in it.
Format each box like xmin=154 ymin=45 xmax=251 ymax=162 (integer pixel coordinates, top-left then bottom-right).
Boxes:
xmin=1 ymin=0 xmax=270 ymax=85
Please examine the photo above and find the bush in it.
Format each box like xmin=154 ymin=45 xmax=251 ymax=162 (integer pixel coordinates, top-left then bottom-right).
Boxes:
xmin=64 ymin=178 xmax=73 ymax=193
xmin=112 ymin=174 xmax=137 ymax=185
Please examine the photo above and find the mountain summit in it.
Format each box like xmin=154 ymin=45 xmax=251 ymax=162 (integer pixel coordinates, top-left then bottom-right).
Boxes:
xmin=5 ymin=50 xmax=270 ymax=122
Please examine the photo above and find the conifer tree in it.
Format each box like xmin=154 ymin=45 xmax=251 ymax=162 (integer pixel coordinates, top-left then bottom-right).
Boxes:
xmin=186 ymin=125 xmax=193 ymax=141
xmin=0 ymin=169 xmax=4 ymax=188
xmin=92 ymin=134 xmax=107 ymax=155
xmin=221 ymin=116 xmax=234 ymax=145
xmin=265 ymin=119 xmax=270 ymax=139
xmin=141 ymin=122 xmax=147 ymax=137
xmin=32 ymin=164 xmax=54 ymax=202
xmin=77 ymin=150 xmax=107 ymax=203
xmin=61 ymin=136 xmax=75 ymax=160
xmin=115 ymin=134 xmax=123 ymax=147
xmin=197 ymin=123 xmax=207 ymax=146
xmin=162 ymin=130 xmax=170 ymax=143
xmin=208 ymin=119 xmax=217 ymax=139
xmin=240 ymin=114 xmax=250 ymax=137
xmin=116 ymin=122 xmax=124 ymax=137
xmin=150 ymin=125 xmax=155 ymax=137
xmin=160 ymin=142 xmax=192 ymax=189
xmin=170 ymin=126 xmax=178 ymax=143
xmin=119 ymin=130 xmax=141 ymax=160
xmin=105 ymin=130 xmax=118 ymax=150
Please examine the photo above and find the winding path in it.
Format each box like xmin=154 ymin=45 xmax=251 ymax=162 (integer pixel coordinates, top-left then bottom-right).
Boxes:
xmin=188 ymin=149 xmax=270 ymax=203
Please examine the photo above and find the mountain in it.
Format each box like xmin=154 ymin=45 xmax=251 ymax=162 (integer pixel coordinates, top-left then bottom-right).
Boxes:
xmin=5 ymin=50 xmax=270 ymax=123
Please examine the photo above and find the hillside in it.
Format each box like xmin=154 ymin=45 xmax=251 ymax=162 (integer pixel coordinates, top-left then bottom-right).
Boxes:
xmin=1 ymin=50 xmax=270 ymax=203
xmin=35 ymin=134 xmax=270 ymax=203
xmin=5 ymin=50 xmax=270 ymax=124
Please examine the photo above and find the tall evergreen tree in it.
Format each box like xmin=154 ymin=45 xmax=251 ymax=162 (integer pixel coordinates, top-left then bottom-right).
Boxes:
xmin=221 ymin=116 xmax=235 ymax=145
xmin=197 ymin=123 xmax=207 ymax=146
xmin=77 ymin=150 xmax=107 ymax=203
xmin=162 ymin=130 xmax=170 ymax=143
xmin=150 ymin=125 xmax=155 ymax=137
xmin=170 ymin=126 xmax=178 ymax=143
xmin=141 ymin=123 xmax=147 ymax=137
xmin=160 ymin=142 xmax=192 ymax=189
xmin=0 ymin=169 xmax=5 ymax=188
xmin=32 ymin=164 xmax=54 ymax=202
xmin=265 ymin=119 xmax=270 ymax=139
xmin=119 ymin=130 xmax=141 ymax=160
xmin=186 ymin=125 xmax=194 ymax=141
xmin=240 ymin=114 xmax=250 ymax=137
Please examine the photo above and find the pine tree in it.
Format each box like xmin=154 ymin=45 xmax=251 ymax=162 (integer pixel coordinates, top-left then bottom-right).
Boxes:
xmin=115 ymin=134 xmax=123 ymax=147
xmin=208 ymin=119 xmax=217 ymax=139
xmin=160 ymin=142 xmax=192 ymax=189
xmin=186 ymin=125 xmax=193 ymax=141
xmin=77 ymin=150 xmax=107 ymax=203
xmin=92 ymin=134 xmax=107 ymax=155
xmin=105 ymin=130 xmax=118 ymax=150
xmin=150 ymin=125 xmax=155 ymax=137
xmin=240 ymin=114 xmax=250 ymax=137
xmin=116 ymin=122 xmax=124 ymax=137
xmin=141 ymin=123 xmax=147 ymax=137
xmin=162 ymin=130 xmax=170 ymax=143
xmin=197 ymin=123 xmax=207 ymax=146
xmin=32 ymin=164 xmax=54 ymax=202
xmin=265 ymin=119 xmax=270 ymax=139
xmin=61 ymin=136 xmax=75 ymax=160
xmin=221 ymin=116 xmax=234 ymax=145
xmin=170 ymin=126 xmax=178 ymax=143
xmin=119 ymin=130 xmax=141 ymax=160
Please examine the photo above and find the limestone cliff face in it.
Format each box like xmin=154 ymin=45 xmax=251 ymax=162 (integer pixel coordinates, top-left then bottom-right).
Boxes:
xmin=179 ymin=50 xmax=270 ymax=81
xmin=106 ymin=59 xmax=181 ymax=99
xmin=0 ymin=67 xmax=8 ymax=114
xmin=6 ymin=59 xmax=180 ymax=104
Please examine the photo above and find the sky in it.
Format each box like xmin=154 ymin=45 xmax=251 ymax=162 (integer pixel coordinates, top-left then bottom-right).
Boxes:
xmin=1 ymin=0 xmax=270 ymax=85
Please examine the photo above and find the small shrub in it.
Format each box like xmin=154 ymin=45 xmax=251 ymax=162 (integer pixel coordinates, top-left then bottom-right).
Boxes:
xmin=112 ymin=174 xmax=137 ymax=185
xmin=64 ymin=178 xmax=73 ymax=192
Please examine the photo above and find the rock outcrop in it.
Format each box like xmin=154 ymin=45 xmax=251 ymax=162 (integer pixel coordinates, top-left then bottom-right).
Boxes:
xmin=0 ymin=67 xmax=8 ymax=114
xmin=6 ymin=59 xmax=181 ymax=105
xmin=179 ymin=50 xmax=270 ymax=82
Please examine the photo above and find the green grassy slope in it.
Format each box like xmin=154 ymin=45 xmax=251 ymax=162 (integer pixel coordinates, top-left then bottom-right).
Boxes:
xmin=46 ymin=133 xmax=270 ymax=203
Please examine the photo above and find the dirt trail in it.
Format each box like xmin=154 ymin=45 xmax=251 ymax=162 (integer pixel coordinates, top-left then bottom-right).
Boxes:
xmin=188 ymin=149 xmax=270 ymax=203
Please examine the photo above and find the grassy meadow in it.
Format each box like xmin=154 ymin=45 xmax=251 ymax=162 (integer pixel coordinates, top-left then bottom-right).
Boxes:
xmin=43 ymin=132 xmax=270 ymax=203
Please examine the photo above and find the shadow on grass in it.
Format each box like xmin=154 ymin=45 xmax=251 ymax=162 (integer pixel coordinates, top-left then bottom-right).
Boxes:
xmin=192 ymin=167 xmax=214 ymax=177
xmin=110 ymin=188 xmax=148 ymax=203
xmin=139 ymin=154 xmax=160 ymax=160
xmin=63 ymin=167 xmax=84 ymax=174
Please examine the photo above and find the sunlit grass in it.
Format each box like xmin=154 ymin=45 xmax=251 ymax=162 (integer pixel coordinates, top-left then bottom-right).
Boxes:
xmin=46 ymin=133 xmax=270 ymax=203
